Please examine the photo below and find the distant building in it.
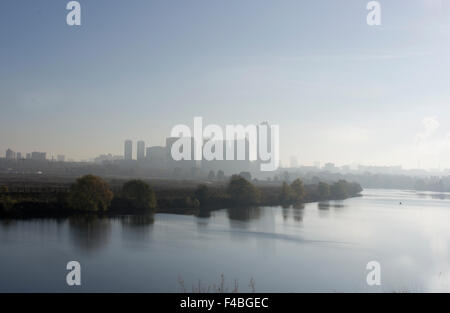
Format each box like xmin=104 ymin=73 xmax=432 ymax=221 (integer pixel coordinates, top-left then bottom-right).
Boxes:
xmin=124 ymin=140 xmax=133 ymax=160
xmin=323 ymin=162 xmax=337 ymax=172
xmin=57 ymin=155 xmax=65 ymax=162
xmin=94 ymin=154 xmax=123 ymax=164
xmin=146 ymin=146 xmax=167 ymax=168
xmin=16 ymin=152 xmax=22 ymax=160
xmin=31 ymin=152 xmax=46 ymax=161
xmin=26 ymin=153 xmax=31 ymax=160
xmin=137 ymin=140 xmax=145 ymax=160
xmin=6 ymin=149 xmax=16 ymax=160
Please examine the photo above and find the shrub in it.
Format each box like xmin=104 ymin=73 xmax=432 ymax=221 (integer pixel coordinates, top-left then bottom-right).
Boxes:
xmin=279 ymin=182 xmax=293 ymax=204
xmin=290 ymin=179 xmax=306 ymax=202
xmin=122 ymin=179 xmax=157 ymax=210
xmin=68 ymin=175 xmax=113 ymax=212
xmin=226 ymin=175 xmax=260 ymax=205
xmin=195 ymin=184 xmax=209 ymax=205
xmin=317 ymin=182 xmax=331 ymax=198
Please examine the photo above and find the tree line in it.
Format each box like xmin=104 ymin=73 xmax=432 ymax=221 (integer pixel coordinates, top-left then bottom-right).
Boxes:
xmin=0 ymin=175 xmax=362 ymax=217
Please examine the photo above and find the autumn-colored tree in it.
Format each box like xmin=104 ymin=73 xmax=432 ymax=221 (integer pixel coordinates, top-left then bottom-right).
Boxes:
xmin=68 ymin=175 xmax=113 ymax=211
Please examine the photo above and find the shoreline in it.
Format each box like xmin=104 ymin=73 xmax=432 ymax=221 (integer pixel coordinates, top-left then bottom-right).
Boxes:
xmin=0 ymin=176 xmax=363 ymax=219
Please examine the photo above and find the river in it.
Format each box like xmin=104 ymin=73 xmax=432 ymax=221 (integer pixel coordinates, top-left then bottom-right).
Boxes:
xmin=1 ymin=189 xmax=450 ymax=292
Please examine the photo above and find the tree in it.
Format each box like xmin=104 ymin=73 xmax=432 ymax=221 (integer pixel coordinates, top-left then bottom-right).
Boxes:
xmin=0 ymin=185 xmax=13 ymax=212
xmin=122 ymin=179 xmax=157 ymax=210
xmin=195 ymin=184 xmax=209 ymax=205
xmin=279 ymin=182 xmax=293 ymax=204
xmin=226 ymin=175 xmax=260 ymax=205
xmin=239 ymin=171 xmax=252 ymax=181
xmin=208 ymin=170 xmax=216 ymax=180
xmin=330 ymin=180 xmax=349 ymax=199
xmin=290 ymin=179 xmax=306 ymax=202
xmin=0 ymin=185 xmax=8 ymax=194
xmin=317 ymin=182 xmax=330 ymax=198
xmin=349 ymin=182 xmax=363 ymax=195
xmin=68 ymin=175 xmax=113 ymax=211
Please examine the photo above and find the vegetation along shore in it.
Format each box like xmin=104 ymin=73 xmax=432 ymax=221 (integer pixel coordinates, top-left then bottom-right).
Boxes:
xmin=0 ymin=174 xmax=362 ymax=218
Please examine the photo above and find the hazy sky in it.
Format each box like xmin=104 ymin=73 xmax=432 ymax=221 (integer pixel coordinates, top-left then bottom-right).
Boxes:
xmin=1 ymin=0 xmax=450 ymax=169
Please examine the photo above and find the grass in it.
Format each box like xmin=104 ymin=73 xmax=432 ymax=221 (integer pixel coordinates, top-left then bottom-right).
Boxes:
xmin=177 ymin=274 xmax=256 ymax=293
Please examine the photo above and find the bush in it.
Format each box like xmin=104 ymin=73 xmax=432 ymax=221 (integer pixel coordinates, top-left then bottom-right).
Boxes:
xmin=68 ymin=175 xmax=113 ymax=212
xmin=279 ymin=182 xmax=293 ymax=204
xmin=122 ymin=180 xmax=157 ymax=210
xmin=290 ymin=179 xmax=306 ymax=202
xmin=317 ymin=182 xmax=331 ymax=198
xmin=226 ymin=175 xmax=260 ymax=205
xmin=195 ymin=184 xmax=209 ymax=205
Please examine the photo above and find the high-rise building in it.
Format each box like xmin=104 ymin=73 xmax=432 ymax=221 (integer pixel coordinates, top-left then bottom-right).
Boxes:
xmin=146 ymin=146 xmax=167 ymax=168
xmin=57 ymin=155 xmax=65 ymax=162
xmin=16 ymin=152 xmax=22 ymax=160
xmin=137 ymin=140 xmax=145 ymax=160
xmin=31 ymin=152 xmax=46 ymax=161
xmin=124 ymin=140 xmax=133 ymax=160
xmin=6 ymin=149 xmax=16 ymax=160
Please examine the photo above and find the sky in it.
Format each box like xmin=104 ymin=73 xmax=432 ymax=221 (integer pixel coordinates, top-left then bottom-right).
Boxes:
xmin=1 ymin=0 xmax=450 ymax=169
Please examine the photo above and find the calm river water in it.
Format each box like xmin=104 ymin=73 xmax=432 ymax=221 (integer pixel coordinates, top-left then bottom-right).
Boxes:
xmin=1 ymin=189 xmax=450 ymax=292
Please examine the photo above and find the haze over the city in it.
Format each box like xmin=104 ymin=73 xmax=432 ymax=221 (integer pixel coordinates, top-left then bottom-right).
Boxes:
xmin=1 ymin=0 xmax=450 ymax=169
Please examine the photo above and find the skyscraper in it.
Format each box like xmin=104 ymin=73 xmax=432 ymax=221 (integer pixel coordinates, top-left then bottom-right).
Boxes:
xmin=124 ymin=140 xmax=133 ymax=160
xmin=137 ymin=140 xmax=145 ymax=160
xmin=5 ymin=149 xmax=16 ymax=160
xmin=31 ymin=152 xmax=46 ymax=160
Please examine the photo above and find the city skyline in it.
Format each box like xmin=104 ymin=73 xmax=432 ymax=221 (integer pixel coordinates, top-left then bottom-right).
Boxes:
xmin=2 ymin=1 xmax=450 ymax=169
xmin=3 ymin=137 xmax=450 ymax=174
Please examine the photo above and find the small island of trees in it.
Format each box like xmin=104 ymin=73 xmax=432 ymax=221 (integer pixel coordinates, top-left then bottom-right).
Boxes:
xmin=0 ymin=174 xmax=362 ymax=218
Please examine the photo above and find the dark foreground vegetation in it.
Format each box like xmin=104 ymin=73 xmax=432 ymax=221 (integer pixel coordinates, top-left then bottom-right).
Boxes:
xmin=0 ymin=175 xmax=362 ymax=218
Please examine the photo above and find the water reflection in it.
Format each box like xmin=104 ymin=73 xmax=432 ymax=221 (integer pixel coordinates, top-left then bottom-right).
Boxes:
xmin=68 ymin=215 xmax=112 ymax=252
xmin=4 ymin=189 xmax=450 ymax=292
xmin=196 ymin=208 xmax=212 ymax=218
xmin=281 ymin=204 xmax=305 ymax=223
xmin=292 ymin=204 xmax=304 ymax=222
xmin=120 ymin=214 xmax=154 ymax=243
xmin=227 ymin=207 xmax=262 ymax=227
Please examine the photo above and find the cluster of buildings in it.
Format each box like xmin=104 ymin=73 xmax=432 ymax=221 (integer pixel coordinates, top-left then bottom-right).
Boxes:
xmin=119 ymin=138 xmax=253 ymax=174
xmin=4 ymin=149 xmax=65 ymax=162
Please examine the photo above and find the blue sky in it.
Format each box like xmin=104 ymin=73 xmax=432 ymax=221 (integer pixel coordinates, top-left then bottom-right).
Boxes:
xmin=1 ymin=0 xmax=450 ymax=169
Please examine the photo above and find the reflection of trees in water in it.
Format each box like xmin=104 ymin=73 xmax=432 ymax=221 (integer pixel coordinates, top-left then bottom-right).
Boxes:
xmin=281 ymin=204 xmax=304 ymax=222
xmin=196 ymin=208 xmax=212 ymax=218
xmin=282 ymin=207 xmax=289 ymax=221
xmin=68 ymin=215 xmax=112 ymax=252
xmin=195 ymin=208 xmax=212 ymax=229
xmin=318 ymin=202 xmax=331 ymax=210
xmin=317 ymin=201 xmax=346 ymax=218
xmin=0 ymin=219 xmax=17 ymax=227
xmin=318 ymin=202 xmax=331 ymax=218
xmin=120 ymin=214 xmax=154 ymax=243
xmin=318 ymin=201 xmax=345 ymax=210
xmin=227 ymin=207 xmax=262 ymax=224
xmin=292 ymin=204 xmax=304 ymax=222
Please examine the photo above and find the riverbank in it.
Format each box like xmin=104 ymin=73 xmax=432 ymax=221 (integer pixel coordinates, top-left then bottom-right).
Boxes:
xmin=0 ymin=175 xmax=363 ymax=219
